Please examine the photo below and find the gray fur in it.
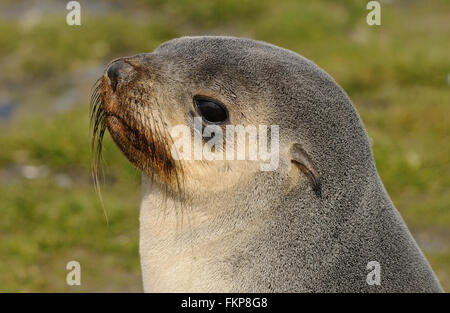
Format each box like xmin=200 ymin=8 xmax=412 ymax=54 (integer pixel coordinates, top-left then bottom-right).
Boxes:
xmin=120 ymin=36 xmax=443 ymax=292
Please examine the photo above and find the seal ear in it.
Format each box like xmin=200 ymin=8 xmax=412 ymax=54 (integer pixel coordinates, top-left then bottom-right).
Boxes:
xmin=290 ymin=143 xmax=321 ymax=197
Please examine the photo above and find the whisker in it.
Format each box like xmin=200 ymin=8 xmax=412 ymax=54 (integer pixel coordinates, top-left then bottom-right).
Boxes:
xmin=89 ymin=80 xmax=109 ymax=224
xmin=154 ymin=98 xmax=187 ymax=230
xmin=89 ymin=76 xmax=186 ymax=227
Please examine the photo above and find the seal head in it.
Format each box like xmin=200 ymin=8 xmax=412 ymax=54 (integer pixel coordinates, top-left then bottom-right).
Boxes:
xmin=91 ymin=36 xmax=443 ymax=292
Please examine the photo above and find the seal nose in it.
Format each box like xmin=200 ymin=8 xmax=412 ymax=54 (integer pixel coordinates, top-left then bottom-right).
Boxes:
xmin=106 ymin=60 xmax=133 ymax=92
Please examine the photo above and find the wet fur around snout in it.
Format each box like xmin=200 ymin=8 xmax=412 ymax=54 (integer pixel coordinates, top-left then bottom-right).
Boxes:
xmin=90 ymin=59 xmax=185 ymax=205
xmin=91 ymin=36 xmax=443 ymax=292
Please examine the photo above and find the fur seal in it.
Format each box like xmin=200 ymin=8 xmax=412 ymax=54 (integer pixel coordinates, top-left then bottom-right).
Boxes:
xmin=91 ymin=36 xmax=443 ymax=292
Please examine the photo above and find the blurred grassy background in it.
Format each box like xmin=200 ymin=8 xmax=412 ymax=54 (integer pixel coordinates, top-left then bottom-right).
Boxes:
xmin=0 ymin=0 xmax=448 ymax=292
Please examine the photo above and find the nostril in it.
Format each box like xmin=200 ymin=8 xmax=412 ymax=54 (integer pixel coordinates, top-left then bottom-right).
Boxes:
xmin=106 ymin=60 xmax=132 ymax=92
xmin=107 ymin=62 xmax=122 ymax=92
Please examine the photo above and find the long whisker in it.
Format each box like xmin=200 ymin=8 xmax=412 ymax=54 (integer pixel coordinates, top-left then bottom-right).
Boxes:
xmin=89 ymin=79 xmax=109 ymax=224
xmin=90 ymin=75 xmax=186 ymax=227
xmin=154 ymin=97 xmax=186 ymax=229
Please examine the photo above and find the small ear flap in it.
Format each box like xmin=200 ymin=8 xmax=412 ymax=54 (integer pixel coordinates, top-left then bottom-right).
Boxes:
xmin=290 ymin=143 xmax=321 ymax=197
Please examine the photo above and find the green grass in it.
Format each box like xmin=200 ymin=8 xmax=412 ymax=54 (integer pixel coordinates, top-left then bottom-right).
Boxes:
xmin=0 ymin=0 xmax=448 ymax=291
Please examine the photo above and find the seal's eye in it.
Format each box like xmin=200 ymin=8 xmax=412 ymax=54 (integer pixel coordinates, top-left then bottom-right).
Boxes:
xmin=194 ymin=97 xmax=229 ymax=124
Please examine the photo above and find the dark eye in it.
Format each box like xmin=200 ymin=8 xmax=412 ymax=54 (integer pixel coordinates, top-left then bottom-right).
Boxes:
xmin=194 ymin=97 xmax=229 ymax=124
